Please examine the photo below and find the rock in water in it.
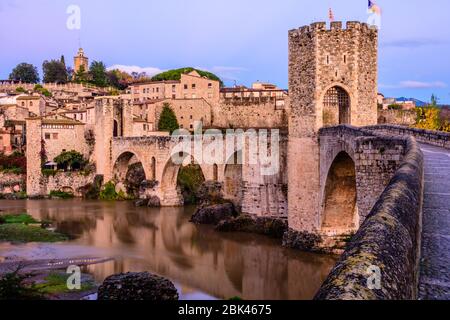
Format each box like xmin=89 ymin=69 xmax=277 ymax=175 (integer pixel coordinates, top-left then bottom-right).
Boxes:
xmin=147 ymin=196 xmax=161 ymax=207
xmin=97 ymin=272 xmax=178 ymax=301
xmin=190 ymin=203 xmax=237 ymax=225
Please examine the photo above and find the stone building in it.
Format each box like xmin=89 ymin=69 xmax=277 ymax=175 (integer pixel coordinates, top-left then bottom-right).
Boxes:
xmin=74 ymin=48 xmax=89 ymax=73
xmin=287 ymin=21 xmax=378 ymax=234
xmin=130 ymin=70 xmax=220 ymax=104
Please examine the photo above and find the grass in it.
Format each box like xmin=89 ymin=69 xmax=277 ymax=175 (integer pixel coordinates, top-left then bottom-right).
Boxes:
xmin=0 ymin=213 xmax=67 ymax=243
xmin=49 ymin=190 xmax=74 ymax=199
xmin=0 ymin=224 xmax=68 ymax=243
xmin=35 ymin=272 xmax=94 ymax=295
xmin=1 ymin=213 xmax=39 ymax=224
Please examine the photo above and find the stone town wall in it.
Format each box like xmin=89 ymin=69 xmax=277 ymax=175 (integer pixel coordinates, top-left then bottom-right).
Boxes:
xmin=241 ymin=134 xmax=288 ymax=217
xmin=211 ymin=98 xmax=289 ymax=129
xmin=315 ymin=136 xmax=423 ymax=300
xmin=43 ymin=172 xmax=96 ymax=197
xmin=0 ymin=172 xmax=25 ymax=194
xmin=378 ymin=109 xmax=416 ymax=126
xmin=365 ymin=124 xmax=450 ymax=150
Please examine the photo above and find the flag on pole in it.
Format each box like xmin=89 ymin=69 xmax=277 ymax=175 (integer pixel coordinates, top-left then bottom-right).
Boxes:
xmin=328 ymin=8 xmax=335 ymax=22
xmin=368 ymin=0 xmax=381 ymax=15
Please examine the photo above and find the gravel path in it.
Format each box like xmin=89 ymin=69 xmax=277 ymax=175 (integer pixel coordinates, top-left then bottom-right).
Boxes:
xmin=419 ymin=144 xmax=450 ymax=300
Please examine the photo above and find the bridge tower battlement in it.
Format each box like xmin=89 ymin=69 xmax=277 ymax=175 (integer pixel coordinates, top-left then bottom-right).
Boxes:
xmin=287 ymin=21 xmax=378 ymax=234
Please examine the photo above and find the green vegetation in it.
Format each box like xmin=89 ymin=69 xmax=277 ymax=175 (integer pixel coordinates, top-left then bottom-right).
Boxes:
xmin=414 ymin=94 xmax=450 ymax=133
xmin=41 ymin=169 xmax=57 ymax=177
xmin=1 ymin=214 xmax=38 ymax=224
xmin=15 ymin=86 xmax=26 ymax=93
xmin=177 ymin=164 xmax=205 ymax=205
xmin=49 ymin=190 xmax=74 ymax=199
xmin=9 ymin=63 xmax=40 ymax=84
xmin=89 ymin=61 xmax=109 ymax=87
xmin=0 ymin=269 xmax=43 ymax=300
xmin=54 ymin=150 xmax=86 ymax=171
xmin=152 ymin=67 xmax=223 ymax=86
xmin=0 ymin=224 xmax=68 ymax=243
xmin=42 ymin=59 xmax=69 ymax=84
xmin=0 ymin=213 xmax=67 ymax=243
xmin=158 ymin=103 xmax=180 ymax=133
xmin=387 ymin=104 xmax=402 ymax=110
xmin=99 ymin=181 xmax=131 ymax=201
xmin=33 ymin=84 xmax=52 ymax=97
xmin=0 ymin=152 xmax=26 ymax=174
xmin=35 ymin=272 xmax=94 ymax=295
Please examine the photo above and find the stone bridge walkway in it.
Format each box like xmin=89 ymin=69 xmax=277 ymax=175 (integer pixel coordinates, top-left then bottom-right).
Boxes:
xmin=419 ymin=143 xmax=450 ymax=300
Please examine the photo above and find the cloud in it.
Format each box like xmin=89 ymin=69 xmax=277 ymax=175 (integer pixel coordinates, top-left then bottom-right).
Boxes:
xmin=107 ymin=65 xmax=164 ymax=77
xmin=380 ymin=81 xmax=447 ymax=89
xmin=381 ymin=39 xmax=448 ymax=48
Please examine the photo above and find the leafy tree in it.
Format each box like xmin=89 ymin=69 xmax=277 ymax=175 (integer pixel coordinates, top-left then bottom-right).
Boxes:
xmin=60 ymin=55 xmax=66 ymax=67
xmin=42 ymin=60 xmax=68 ymax=84
xmin=89 ymin=61 xmax=108 ymax=87
xmin=106 ymin=69 xmax=133 ymax=89
xmin=15 ymin=87 xmax=26 ymax=93
xmin=73 ymin=65 xmax=89 ymax=83
xmin=54 ymin=150 xmax=85 ymax=171
xmin=9 ymin=63 xmax=40 ymax=83
xmin=152 ymin=67 xmax=223 ymax=87
xmin=158 ymin=103 xmax=179 ymax=133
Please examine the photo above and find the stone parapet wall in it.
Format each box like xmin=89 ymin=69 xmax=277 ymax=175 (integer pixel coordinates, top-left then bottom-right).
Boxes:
xmin=365 ymin=124 xmax=450 ymax=150
xmin=315 ymin=136 xmax=424 ymax=300
xmin=44 ymin=172 xmax=96 ymax=197
xmin=378 ymin=109 xmax=416 ymax=126
xmin=0 ymin=172 xmax=25 ymax=194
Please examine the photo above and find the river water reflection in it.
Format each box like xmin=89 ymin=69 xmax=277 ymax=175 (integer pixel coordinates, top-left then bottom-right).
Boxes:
xmin=0 ymin=199 xmax=337 ymax=300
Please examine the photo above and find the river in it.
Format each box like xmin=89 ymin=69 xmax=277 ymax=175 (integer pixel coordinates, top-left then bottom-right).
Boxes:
xmin=0 ymin=199 xmax=337 ymax=300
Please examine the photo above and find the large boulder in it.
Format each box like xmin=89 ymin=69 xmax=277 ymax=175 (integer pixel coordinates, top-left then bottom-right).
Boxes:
xmin=147 ymin=196 xmax=161 ymax=207
xmin=196 ymin=181 xmax=224 ymax=205
xmin=216 ymin=215 xmax=288 ymax=238
xmin=97 ymin=272 xmax=178 ymax=301
xmin=190 ymin=203 xmax=237 ymax=225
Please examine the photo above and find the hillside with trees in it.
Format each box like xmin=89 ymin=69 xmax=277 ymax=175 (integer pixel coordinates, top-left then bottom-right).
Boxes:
xmin=152 ymin=67 xmax=223 ymax=87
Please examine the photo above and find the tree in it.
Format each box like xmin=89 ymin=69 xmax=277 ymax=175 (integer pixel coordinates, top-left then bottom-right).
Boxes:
xmin=73 ymin=65 xmax=89 ymax=83
xmin=89 ymin=61 xmax=108 ymax=87
xmin=9 ymin=63 xmax=40 ymax=83
xmin=54 ymin=150 xmax=85 ymax=171
xmin=152 ymin=67 xmax=223 ymax=87
xmin=42 ymin=60 xmax=68 ymax=84
xmin=158 ymin=103 xmax=179 ymax=133
xmin=106 ymin=69 xmax=133 ymax=90
xmin=431 ymin=94 xmax=439 ymax=107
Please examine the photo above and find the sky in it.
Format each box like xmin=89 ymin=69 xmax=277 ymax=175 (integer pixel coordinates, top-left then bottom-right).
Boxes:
xmin=1 ymin=0 xmax=449 ymax=103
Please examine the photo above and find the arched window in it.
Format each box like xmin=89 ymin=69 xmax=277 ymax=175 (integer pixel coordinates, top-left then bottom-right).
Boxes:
xmin=323 ymin=86 xmax=350 ymax=126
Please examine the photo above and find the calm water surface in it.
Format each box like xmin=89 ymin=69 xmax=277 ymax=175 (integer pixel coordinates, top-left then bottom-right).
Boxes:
xmin=0 ymin=199 xmax=337 ymax=300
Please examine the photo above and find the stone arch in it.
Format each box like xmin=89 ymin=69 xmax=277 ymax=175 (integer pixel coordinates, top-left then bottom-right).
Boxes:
xmin=160 ymin=152 xmax=206 ymax=206
xmin=223 ymin=150 xmax=243 ymax=207
xmin=321 ymin=151 xmax=358 ymax=235
xmin=321 ymin=84 xmax=352 ymax=126
xmin=113 ymin=151 xmax=146 ymax=194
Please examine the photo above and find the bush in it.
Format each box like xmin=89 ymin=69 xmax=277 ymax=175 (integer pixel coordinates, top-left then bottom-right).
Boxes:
xmin=0 ymin=269 xmax=43 ymax=300
xmin=53 ymin=150 xmax=86 ymax=171
xmin=49 ymin=190 xmax=74 ymax=199
xmin=0 ymin=152 xmax=26 ymax=174
xmin=177 ymin=164 xmax=205 ymax=205
xmin=41 ymin=169 xmax=57 ymax=177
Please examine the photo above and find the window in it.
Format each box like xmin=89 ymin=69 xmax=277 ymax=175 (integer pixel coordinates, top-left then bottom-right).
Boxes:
xmin=156 ymin=87 xmax=159 ymax=93
xmin=190 ymin=124 xmax=193 ymax=129
xmin=344 ymin=55 xmax=347 ymax=64
xmin=45 ymin=133 xmax=51 ymax=140
xmin=184 ymin=84 xmax=188 ymax=90
xmin=190 ymin=115 xmax=193 ymax=119
xmin=172 ymin=85 xmax=176 ymax=92
xmin=22 ymin=102 xmax=25 ymax=107
xmin=52 ymin=133 xmax=58 ymax=139
xmin=172 ymin=94 xmax=176 ymax=99
xmin=326 ymin=55 xmax=330 ymax=65
xmin=208 ymin=83 xmax=212 ymax=89
xmin=192 ymin=83 xmax=196 ymax=89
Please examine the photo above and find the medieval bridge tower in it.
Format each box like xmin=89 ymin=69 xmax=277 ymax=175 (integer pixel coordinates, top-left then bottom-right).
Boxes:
xmin=287 ymin=21 xmax=378 ymax=235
